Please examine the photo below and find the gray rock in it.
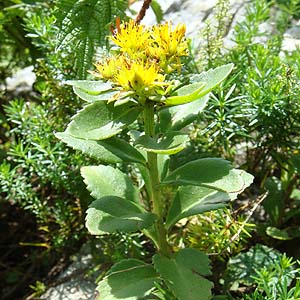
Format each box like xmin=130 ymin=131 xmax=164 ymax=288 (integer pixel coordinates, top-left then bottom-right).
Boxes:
xmin=41 ymin=246 xmax=97 ymax=300
xmin=282 ymin=20 xmax=300 ymax=52
xmin=4 ymin=65 xmax=36 ymax=95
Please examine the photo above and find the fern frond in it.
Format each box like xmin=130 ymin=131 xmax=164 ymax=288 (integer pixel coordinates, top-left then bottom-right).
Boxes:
xmin=55 ymin=0 xmax=128 ymax=79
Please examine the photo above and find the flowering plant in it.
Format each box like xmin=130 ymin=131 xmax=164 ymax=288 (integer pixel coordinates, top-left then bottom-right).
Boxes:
xmin=56 ymin=20 xmax=253 ymax=300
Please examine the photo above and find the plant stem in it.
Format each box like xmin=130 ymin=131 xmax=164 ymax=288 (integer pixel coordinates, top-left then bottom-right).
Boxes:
xmin=144 ymin=102 xmax=171 ymax=257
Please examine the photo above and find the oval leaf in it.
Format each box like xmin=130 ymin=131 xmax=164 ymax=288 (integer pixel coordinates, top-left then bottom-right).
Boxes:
xmin=166 ymin=186 xmax=230 ymax=229
xmin=164 ymin=158 xmax=231 ymax=186
xmin=66 ymin=80 xmax=113 ymax=94
xmin=158 ymin=94 xmax=209 ymax=132
xmin=134 ymin=132 xmax=189 ymax=155
xmin=165 ymin=63 xmax=234 ymax=106
xmin=165 ymin=82 xmax=207 ymax=106
xmin=86 ymin=196 xmax=156 ymax=235
xmin=153 ymin=249 xmax=213 ymax=300
xmin=67 ymin=80 xmax=119 ymax=102
xmin=163 ymin=158 xmax=253 ymax=194
xmin=67 ymin=101 xmax=140 ymax=140
xmin=55 ymin=131 xmax=146 ymax=164
xmin=81 ymin=165 xmax=139 ymax=202
xmin=96 ymin=259 xmax=158 ymax=300
xmin=266 ymin=227 xmax=291 ymax=240
xmin=74 ymin=86 xmax=119 ymax=102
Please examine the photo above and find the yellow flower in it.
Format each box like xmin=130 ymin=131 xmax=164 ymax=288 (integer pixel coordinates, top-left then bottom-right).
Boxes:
xmin=114 ymin=60 xmax=165 ymax=100
xmin=152 ymin=23 xmax=187 ymax=56
xmin=95 ymin=56 xmax=126 ymax=80
xmin=149 ymin=22 xmax=188 ymax=72
xmin=110 ymin=19 xmax=150 ymax=59
xmin=93 ymin=21 xmax=190 ymax=103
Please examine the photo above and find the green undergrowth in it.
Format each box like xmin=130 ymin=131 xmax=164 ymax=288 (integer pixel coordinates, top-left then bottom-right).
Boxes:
xmin=1 ymin=0 xmax=300 ymax=299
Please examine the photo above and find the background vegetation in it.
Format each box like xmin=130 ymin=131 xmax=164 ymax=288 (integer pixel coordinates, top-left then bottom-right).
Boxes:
xmin=1 ymin=0 xmax=300 ymax=299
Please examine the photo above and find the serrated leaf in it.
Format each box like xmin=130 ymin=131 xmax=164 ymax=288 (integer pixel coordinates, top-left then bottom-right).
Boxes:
xmin=175 ymin=248 xmax=212 ymax=276
xmin=163 ymin=158 xmax=253 ymax=194
xmin=86 ymin=196 xmax=156 ymax=235
xmin=56 ymin=0 xmax=128 ymax=78
xmin=81 ymin=165 xmax=139 ymax=202
xmin=67 ymin=101 xmax=140 ymax=140
xmin=134 ymin=132 xmax=188 ymax=155
xmin=153 ymin=249 xmax=213 ymax=300
xmin=158 ymin=94 xmax=209 ymax=132
xmin=96 ymin=259 xmax=158 ymax=300
xmin=55 ymin=131 xmax=146 ymax=164
xmin=166 ymin=186 xmax=230 ymax=229
xmin=165 ymin=64 xmax=233 ymax=106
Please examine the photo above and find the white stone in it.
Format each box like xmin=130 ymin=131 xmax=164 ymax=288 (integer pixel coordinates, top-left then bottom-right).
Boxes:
xmin=282 ymin=21 xmax=300 ymax=52
xmin=281 ymin=37 xmax=300 ymax=52
xmin=5 ymin=65 xmax=36 ymax=93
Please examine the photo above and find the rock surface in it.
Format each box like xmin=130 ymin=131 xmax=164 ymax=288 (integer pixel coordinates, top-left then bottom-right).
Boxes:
xmin=1 ymin=66 xmax=36 ymax=96
xmin=41 ymin=246 xmax=96 ymax=300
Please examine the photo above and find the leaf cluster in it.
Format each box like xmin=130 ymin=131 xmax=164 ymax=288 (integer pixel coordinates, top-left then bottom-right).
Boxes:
xmin=56 ymin=32 xmax=253 ymax=297
xmin=224 ymin=244 xmax=300 ymax=300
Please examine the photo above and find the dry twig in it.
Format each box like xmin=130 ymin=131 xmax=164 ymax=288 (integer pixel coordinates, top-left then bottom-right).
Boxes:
xmin=135 ymin=0 xmax=152 ymax=24
xmin=229 ymin=192 xmax=268 ymax=245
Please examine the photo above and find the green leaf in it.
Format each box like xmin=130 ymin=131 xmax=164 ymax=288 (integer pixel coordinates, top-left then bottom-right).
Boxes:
xmin=266 ymin=227 xmax=292 ymax=240
xmin=165 ymin=82 xmax=206 ymax=106
xmin=151 ymin=0 xmax=163 ymax=23
xmin=163 ymin=158 xmax=253 ymax=194
xmin=66 ymin=80 xmax=119 ymax=102
xmin=66 ymin=80 xmax=113 ymax=93
xmin=153 ymin=249 xmax=213 ymax=300
xmin=67 ymin=101 xmax=140 ymax=140
xmin=134 ymin=132 xmax=189 ymax=155
xmin=225 ymin=244 xmax=287 ymax=289
xmin=166 ymin=186 xmax=230 ymax=229
xmin=96 ymin=259 xmax=158 ymax=300
xmin=165 ymin=64 xmax=233 ymax=106
xmin=158 ymin=94 xmax=209 ymax=131
xmin=56 ymin=0 xmax=128 ymax=79
xmin=291 ymin=154 xmax=300 ymax=173
xmin=266 ymin=226 xmax=300 ymax=240
xmin=55 ymin=131 xmax=146 ymax=164
xmin=81 ymin=165 xmax=139 ymax=202
xmin=86 ymin=196 xmax=156 ymax=234
xmin=263 ymin=177 xmax=284 ymax=225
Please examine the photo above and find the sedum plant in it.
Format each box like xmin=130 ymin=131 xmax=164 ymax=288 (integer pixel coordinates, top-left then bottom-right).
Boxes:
xmin=56 ymin=20 xmax=253 ymax=300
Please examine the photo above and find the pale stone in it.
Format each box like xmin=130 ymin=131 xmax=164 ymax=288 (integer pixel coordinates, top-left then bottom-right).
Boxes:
xmin=282 ymin=20 xmax=300 ymax=52
xmin=4 ymin=65 xmax=36 ymax=93
xmin=41 ymin=247 xmax=96 ymax=300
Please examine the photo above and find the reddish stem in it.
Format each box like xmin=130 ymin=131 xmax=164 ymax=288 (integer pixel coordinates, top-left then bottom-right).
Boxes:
xmin=135 ymin=0 xmax=152 ymax=24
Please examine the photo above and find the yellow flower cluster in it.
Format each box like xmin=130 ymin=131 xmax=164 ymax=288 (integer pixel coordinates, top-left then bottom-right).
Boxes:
xmin=95 ymin=20 xmax=188 ymax=102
